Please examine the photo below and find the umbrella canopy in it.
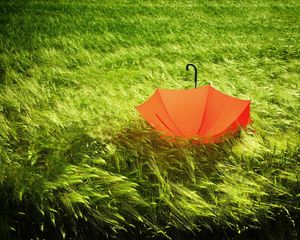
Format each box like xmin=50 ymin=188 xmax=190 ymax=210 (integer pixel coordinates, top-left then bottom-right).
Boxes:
xmin=136 ymin=64 xmax=251 ymax=143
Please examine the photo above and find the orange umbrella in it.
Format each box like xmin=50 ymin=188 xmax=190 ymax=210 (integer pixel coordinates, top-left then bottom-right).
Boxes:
xmin=136 ymin=64 xmax=251 ymax=143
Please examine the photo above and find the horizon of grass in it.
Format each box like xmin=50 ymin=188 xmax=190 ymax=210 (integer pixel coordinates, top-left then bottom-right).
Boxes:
xmin=0 ymin=0 xmax=300 ymax=239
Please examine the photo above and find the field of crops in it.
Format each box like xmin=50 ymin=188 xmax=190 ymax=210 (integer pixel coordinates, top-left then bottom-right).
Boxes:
xmin=0 ymin=0 xmax=299 ymax=239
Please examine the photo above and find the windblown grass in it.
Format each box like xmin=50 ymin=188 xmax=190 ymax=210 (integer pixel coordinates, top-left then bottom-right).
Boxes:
xmin=0 ymin=0 xmax=299 ymax=239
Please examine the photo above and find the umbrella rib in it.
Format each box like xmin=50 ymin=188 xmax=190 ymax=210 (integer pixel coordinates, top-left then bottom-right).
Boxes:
xmin=157 ymin=90 xmax=185 ymax=136
xmin=155 ymin=113 xmax=177 ymax=135
xmin=196 ymin=86 xmax=211 ymax=135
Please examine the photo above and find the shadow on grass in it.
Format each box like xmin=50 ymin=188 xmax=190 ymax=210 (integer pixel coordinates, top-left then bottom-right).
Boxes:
xmin=3 ymin=122 xmax=299 ymax=240
xmin=106 ymin=122 xmax=299 ymax=240
xmin=107 ymin=121 xmax=242 ymax=181
xmin=122 ymin=208 xmax=299 ymax=240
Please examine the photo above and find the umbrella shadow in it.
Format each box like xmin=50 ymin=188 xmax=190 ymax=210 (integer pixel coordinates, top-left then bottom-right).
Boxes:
xmin=108 ymin=121 xmax=243 ymax=184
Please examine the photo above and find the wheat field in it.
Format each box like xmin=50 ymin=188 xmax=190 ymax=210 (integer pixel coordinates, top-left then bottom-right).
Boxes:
xmin=0 ymin=0 xmax=299 ymax=239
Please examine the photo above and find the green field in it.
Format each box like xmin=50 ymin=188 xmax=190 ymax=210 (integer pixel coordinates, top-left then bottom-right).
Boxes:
xmin=0 ymin=0 xmax=300 ymax=239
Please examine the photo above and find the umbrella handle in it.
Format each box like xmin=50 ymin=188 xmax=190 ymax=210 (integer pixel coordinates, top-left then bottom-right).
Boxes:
xmin=186 ymin=64 xmax=198 ymax=88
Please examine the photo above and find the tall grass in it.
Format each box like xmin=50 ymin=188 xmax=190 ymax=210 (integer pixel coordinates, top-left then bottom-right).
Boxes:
xmin=0 ymin=0 xmax=299 ymax=239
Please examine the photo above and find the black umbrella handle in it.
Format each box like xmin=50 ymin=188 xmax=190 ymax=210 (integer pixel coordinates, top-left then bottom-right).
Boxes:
xmin=186 ymin=64 xmax=198 ymax=88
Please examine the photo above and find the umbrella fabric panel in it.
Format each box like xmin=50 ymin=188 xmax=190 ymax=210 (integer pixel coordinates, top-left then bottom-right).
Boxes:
xmin=157 ymin=87 xmax=209 ymax=138
xmin=207 ymin=103 xmax=251 ymax=141
xmin=136 ymin=90 xmax=181 ymax=136
xmin=197 ymin=86 xmax=251 ymax=138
